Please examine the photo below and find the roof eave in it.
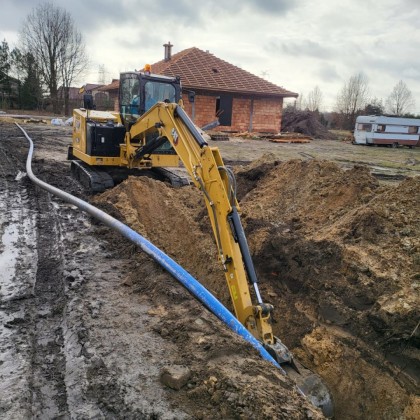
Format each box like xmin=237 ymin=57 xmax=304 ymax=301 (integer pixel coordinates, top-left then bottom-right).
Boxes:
xmin=181 ymin=84 xmax=298 ymax=98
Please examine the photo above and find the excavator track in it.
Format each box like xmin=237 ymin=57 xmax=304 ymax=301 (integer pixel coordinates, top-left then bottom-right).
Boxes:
xmin=152 ymin=167 xmax=191 ymax=188
xmin=71 ymin=160 xmax=114 ymax=193
xmin=71 ymin=160 xmax=190 ymax=193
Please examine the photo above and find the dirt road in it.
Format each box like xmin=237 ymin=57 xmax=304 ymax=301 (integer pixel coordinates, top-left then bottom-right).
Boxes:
xmin=0 ymin=120 xmax=419 ymax=419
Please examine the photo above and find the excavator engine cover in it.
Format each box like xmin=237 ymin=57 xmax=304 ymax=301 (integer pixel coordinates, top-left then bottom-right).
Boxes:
xmin=86 ymin=122 xmax=125 ymax=157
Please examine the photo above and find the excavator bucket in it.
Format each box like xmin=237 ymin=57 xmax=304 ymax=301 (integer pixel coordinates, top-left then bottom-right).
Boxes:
xmin=287 ymin=361 xmax=334 ymax=418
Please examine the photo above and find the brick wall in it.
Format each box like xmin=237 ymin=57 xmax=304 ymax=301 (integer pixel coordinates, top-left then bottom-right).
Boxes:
xmin=251 ymin=97 xmax=283 ymax=133
xmin=182 ymin=91 xmax=283 ymax=133
xmin=183 ymin=94 xmax=217 ymax=128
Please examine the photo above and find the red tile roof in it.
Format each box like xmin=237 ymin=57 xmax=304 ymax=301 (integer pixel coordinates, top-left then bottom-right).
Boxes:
xmin=99 ymin=48 xmax=297 ymax=98
xmin=98 ymin=79 xmax=119 ymax=92
xmin=152 ymin=47 xmax=297 ymax=98
xmin=84 ymin=83 xmax=104 ymax=91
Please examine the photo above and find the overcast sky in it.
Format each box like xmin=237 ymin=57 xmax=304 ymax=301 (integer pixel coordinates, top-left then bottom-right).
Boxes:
xmin=1 ymin=0 xmax=420 ymax=112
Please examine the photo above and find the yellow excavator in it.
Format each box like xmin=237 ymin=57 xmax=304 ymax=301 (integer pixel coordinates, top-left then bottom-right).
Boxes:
xmin=68 ymin=66 xmax=333 ymax=417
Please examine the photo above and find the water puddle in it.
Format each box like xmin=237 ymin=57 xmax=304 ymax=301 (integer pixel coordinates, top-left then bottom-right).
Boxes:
xmin=0 ymin=186 xmax=37 ymax=302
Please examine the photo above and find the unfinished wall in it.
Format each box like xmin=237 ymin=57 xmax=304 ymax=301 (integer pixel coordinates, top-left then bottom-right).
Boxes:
xmin=183 ymin=94 xmax=216 ymax=128
xmin=183 ymin=91 xmax=283 ymax=133
xmin=251 ymin=97 xmax=283 ymax=133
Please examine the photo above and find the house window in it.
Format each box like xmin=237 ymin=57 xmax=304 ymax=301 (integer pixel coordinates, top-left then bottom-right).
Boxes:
xmin=357 ymin=123 xmax=372 ymax=131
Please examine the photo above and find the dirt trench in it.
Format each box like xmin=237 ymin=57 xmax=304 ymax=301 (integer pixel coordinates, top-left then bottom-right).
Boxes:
xmin=94 ymin=154 xmax=419 ymax=419
xmin=1 ymin=121 xmax=419 ymax=419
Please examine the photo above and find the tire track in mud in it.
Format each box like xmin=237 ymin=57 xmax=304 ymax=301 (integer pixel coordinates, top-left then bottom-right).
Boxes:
xmin=0 ymin=132 xmax=37 ymax=418
xmin=29 ymin=192 xmax=69 ymax=418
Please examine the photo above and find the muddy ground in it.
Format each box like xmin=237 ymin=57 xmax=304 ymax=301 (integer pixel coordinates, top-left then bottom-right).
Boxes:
xmin=0 ymin=120 xmax=419 ymax=419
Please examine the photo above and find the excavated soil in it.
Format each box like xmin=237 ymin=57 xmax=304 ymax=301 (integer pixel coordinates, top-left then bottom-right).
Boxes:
xmin=1 ymin=120 xmax=419 ymax=419
xmin=94 ymin=156 xmax=420 ymax=419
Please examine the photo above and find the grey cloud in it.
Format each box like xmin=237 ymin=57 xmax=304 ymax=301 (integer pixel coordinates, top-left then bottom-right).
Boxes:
xmin=316 ymin=65 xmax=340 ymax=82
xmin=402 ymin=0 xmax=420 ymax=9
xmin=354 ymin=34 xmax=420 ymax=83
xmin=244 ymin=0 xmax=298 ymax=14
xmin=1 ymin=0 xmax=298 ymax=41
xmin=265 ymin=38 xmax=332 ymax=59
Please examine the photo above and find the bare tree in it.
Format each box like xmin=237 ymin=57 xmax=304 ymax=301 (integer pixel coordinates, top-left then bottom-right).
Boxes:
xmin=59 ymin=23 xmax=88 ymax=115
xmin=20 ymin=2 xmax=87 ymax=114
xmin=98 ymin=64 xmax=106 ymax=85
xmin=335 ymin=73 xmax=369 ymax=129
xmin=294 ymin=92 xmax=304 ymax=110
xmin=305 ymin=86 xmax=323 ymax=112
xmin=385 ymin=80 xmax=415 ymax=116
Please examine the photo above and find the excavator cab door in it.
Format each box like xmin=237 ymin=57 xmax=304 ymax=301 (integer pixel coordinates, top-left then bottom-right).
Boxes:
xmin=119 ymin=72 xmax=142 ymax=126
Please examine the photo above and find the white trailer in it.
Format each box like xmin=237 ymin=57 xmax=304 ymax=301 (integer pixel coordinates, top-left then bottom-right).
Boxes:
xmin=353 ymin=115 xmax=420 ymax=148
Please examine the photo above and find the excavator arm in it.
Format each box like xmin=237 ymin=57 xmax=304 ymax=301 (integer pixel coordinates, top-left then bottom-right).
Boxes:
xmin=128 ymin=102 xmax=276 ymax=344
xmin=125 ymin=102 xmax=333 ymax=416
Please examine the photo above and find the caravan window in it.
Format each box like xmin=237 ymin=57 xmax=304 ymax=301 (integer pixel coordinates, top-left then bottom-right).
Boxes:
xmin=408 ymin=126 xmax=418 ymax=134
xmin=357 ymin=123 xmax=372 ymax=131
xmin=377 ymin=124 xmax=386 ymax=132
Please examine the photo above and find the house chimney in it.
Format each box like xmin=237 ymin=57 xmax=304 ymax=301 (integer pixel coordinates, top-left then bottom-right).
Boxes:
xmin=163 ymin=42 xmax=173 ymax=61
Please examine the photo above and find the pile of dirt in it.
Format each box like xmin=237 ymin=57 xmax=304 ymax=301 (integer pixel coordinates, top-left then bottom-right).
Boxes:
xmin=95 ymin=156 xmax=419 ymax=419
xmin=281 ymin=108 xmax=334 ymax=140
xmin=236 ymin=156 xmax=419 ymax=418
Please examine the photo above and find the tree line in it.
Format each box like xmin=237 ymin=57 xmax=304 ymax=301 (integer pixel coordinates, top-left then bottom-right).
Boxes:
xmin=0 ymin=2 xmax=87 ymax=115
xmin=294 ymin=73 xmax=417 ymax=130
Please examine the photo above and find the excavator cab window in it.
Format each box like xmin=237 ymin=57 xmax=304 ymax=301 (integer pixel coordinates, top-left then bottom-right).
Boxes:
xmin=119 ymin=72 xmax=180 ymax=125
xmin=144 ymin=81 xmax=176 ymax=111
xmin=120 ymin=73 xmax=141 ymax=125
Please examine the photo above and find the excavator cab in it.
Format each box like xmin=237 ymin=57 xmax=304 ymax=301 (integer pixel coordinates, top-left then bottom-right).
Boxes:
xmin=119 ymin=70 xmax=181 ymax=123
xmin=119 ymin=70 xmax=182 ymax=156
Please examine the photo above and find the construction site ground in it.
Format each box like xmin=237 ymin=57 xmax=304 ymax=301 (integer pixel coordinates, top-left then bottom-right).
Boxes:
xmin=0 ymin=120 xmax=419 ymax=419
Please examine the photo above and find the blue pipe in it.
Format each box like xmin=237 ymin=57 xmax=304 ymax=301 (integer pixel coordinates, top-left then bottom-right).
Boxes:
xmin=16 ymin=123 xmax=284 ymax=371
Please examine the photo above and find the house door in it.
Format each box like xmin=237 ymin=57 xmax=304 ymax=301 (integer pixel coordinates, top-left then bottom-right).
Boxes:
xmin=216 ymin=95 xmax=233 ymax=126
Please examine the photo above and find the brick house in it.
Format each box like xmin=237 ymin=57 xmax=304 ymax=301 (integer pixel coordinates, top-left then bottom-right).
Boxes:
xmin=97 ymin=79 xmax=119 ymax=111
xmin=60 ymin=83 xmax=109 ymax=110
xmin=99 ymin=44 xmax=298 ymax=133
